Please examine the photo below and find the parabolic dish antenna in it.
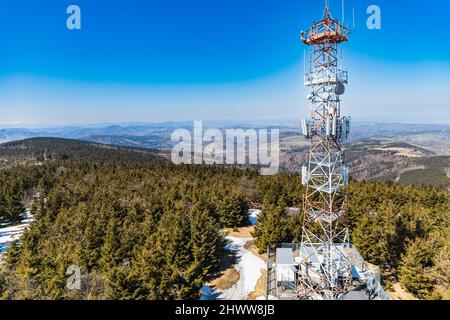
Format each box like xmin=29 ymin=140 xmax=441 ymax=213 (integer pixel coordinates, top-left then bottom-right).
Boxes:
xmin=335 ymin=83 xmax=345 ymax=95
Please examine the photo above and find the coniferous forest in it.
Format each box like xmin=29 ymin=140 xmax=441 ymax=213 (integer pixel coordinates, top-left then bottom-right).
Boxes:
xmin=0 ymin=138 xmax=449 ymax=300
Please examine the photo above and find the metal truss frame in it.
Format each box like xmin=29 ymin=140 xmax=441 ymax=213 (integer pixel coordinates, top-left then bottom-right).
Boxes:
xmin=298 ymin=2 xmax=353 ymax=300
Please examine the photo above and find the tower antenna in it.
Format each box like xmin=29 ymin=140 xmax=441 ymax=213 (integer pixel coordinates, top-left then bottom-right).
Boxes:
xmin=352 ymin=7 xmax=356 ymax=31
xmin=323 ymin=0 xmax=330 ymax=19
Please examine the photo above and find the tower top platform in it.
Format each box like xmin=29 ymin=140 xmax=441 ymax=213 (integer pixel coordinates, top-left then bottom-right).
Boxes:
xmin=301 ymin=7 xmax=348 ymax=45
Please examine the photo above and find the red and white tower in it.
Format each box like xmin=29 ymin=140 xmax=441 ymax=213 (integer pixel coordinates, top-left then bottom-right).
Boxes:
xmin=297 ymin=0 xmax=353 ymax=300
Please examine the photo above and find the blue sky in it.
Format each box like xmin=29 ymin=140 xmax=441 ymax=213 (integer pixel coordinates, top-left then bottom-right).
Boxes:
xmin=0 ymin=0 xmax=449 ymax=125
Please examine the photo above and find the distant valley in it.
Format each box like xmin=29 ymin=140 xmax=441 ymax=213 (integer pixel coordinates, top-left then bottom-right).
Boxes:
xmin=2 ymin=120 xmax=450 ymax=189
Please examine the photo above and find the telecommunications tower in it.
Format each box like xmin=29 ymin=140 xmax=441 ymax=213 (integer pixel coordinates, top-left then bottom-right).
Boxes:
xmin=298 ymin=0 xmax=352 ymax=300
xmin=266 ymin=1 xmax=389 ymax=300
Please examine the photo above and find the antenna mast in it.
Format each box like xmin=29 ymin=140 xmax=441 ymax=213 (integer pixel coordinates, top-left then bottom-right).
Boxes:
xmin=298 ymin=0 xmax=352 ymax=300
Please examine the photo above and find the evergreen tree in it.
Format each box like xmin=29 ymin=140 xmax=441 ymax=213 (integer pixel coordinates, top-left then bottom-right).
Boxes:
xmin=253 ymin=201 xmax=290 ymax=254
xmin=399 ymin=238 xmax=435 ymax=299
xmin=352 ymin=204 xmax=401 ymax=267
xmin=217 ymin=190 xmax=249 ymax=228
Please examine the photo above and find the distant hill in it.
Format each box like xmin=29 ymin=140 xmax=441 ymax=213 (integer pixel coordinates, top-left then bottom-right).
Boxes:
xmin=2 ymin=121 xmax=450 ymax=189
xmin=281 ymin=137 xmax=450 ymax=190
xmin=0 ymin=137 xmax=165 ymax=170
xmin=3 ymin=121 xmax=450 ymax=154
xmin=345 ymin=140 xmax=450 ymax=190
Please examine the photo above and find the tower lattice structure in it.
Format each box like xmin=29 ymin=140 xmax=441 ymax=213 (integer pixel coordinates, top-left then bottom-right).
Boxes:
xmin=297 ymin=1 xmax=353 ymax=300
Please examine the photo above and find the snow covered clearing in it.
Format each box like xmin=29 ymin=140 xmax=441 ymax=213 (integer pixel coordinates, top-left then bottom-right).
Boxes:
xmin=201 ymin=235 xmax=266 ymax=300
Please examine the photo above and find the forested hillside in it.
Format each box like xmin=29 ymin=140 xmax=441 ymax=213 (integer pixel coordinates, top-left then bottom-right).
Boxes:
xmin=0 ymin=138 xmax=255 ymax=299
xmin=0 ymin=138 xmax=448 ymax=300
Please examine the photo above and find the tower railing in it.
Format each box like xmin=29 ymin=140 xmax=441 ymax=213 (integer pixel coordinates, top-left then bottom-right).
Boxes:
xmin=305 ymin=69 xmax=348 ymax=86
xmin=301 ymin=16 xmax=349 ymax=45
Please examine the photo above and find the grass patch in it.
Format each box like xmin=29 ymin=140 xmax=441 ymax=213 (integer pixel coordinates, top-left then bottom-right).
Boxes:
xmin=224 ymin=226 xmax=255 ymax=238
xmin=207 ymin=268 xmax=240 ymax=290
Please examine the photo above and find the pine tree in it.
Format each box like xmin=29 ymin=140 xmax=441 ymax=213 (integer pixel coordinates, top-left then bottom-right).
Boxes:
xmin=399 ymin=238 xmax=435 ymax=299
xmin=352 ymin=203 xmax=402 ymax=267
xmin=217 ymin=190 xmax=249 ymax=228
xmin=190 ymin=204 xmax=223 ymax=276
xmin=253 ymin=201 xmax=290 ymax=254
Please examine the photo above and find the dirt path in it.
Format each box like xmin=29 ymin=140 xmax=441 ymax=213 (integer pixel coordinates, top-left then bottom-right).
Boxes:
xmin=387 ymin=283 xmax=418 ymax=300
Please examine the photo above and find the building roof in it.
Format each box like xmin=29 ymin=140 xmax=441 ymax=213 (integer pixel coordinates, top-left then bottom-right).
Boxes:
xmin=343 ymin=291 xmax=369 ymax=301
xmin=276 ymin=248 xmax=295 ymax=265
xmin=299 ymin=246 xmax=321 ymax=264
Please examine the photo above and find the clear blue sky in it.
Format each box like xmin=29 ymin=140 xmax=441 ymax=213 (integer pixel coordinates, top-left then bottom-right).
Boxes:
xmin=0 ymin=0 xmax=449 ymax=125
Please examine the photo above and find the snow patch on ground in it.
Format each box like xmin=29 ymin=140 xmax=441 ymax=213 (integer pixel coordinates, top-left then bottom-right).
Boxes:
xmin=202 ymin=236 xmax=266 ymax=300
xmin=0 ymin=210 xmax=35 ymax=255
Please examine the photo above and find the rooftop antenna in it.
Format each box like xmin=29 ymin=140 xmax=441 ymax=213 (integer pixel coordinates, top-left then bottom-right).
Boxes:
xmin=352 ymin=7 xmax=356 ymax=32
xmin=323 ymin=0 xmax=330 ymax=19
xmin=342 ymin=0 xmax=345 ymax=24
